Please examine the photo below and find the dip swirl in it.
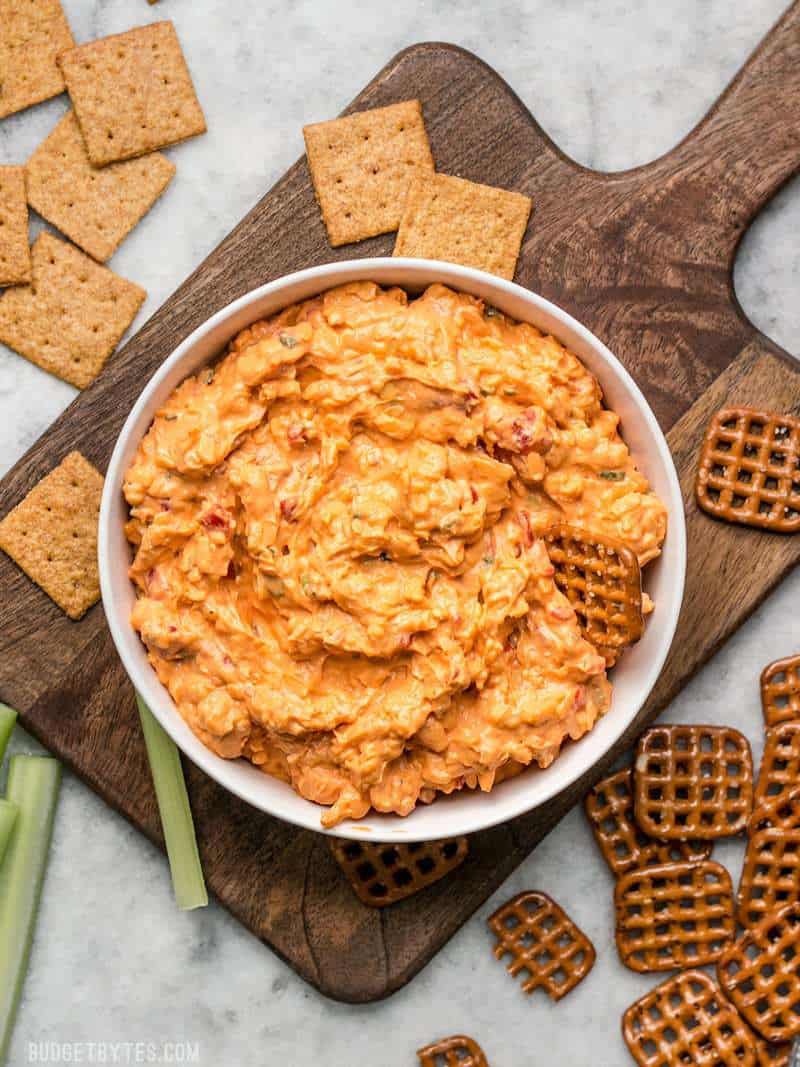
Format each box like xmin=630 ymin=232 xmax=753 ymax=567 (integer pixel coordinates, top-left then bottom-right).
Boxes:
xmin=124 ymin=282 xmax=666 ymax=826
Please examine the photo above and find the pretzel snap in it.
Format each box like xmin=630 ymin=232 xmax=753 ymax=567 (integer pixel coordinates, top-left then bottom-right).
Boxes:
xmin=615 ymin=860 xmax=735 ymax=972
xmin=488 ymin=890 xmax=595 ymax=1001
xmin=753 ymin=723 xmax=800 ymax=827
xmin=695 ymin=406 xmax=800 ymax=533
xmin=328 ymin=836 xmax=467 ymax=907
xmin=634 ymin=724 xmax=754 ymax=839
xmin=717 ymin=903 xmax=800 ymax=1042
xmin=622 ymin=969 xmax=757 ymax=1067
xmin=417 ymin=1036 xmax=488 ymax=1067
xmin=738 ymin=829 xmax=800 ymax=928
xmin=542 ymin=524 xmax=643 ymax=657
xmin=761 ymin=653 xmax=800 ymax=728
xmin=584 ymin=766 xmax=711 ymax=878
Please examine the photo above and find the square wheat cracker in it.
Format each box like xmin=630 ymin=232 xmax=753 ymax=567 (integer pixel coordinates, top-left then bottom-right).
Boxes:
xmin=393 ymin=173 xmax=532 ymax=280
xmin=304 ymin=99 xmax=435 ymax=246
xmin=26 ymin=111 xmax=176 ymax=262
xmin=0 ymin=451 xmax=104 ymax=619
xmin=0 ymin=232 xmax=145 ymax=389
xmin=0 ymin=167 xmax=31 ymax=286
xmin=0 ymin=0 xmax=75 ymax=118
xmin=58 ymin=21 xmax=206 ymax=166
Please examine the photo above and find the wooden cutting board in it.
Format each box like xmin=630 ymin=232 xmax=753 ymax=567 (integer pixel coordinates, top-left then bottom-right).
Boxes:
xmin=1 ymin=4 xmax=799 ymax=1004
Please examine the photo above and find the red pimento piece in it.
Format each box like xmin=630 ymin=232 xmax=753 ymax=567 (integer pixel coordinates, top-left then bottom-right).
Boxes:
xmin=201 ymin=509 xmax=229 ymax=530
xmin=280 ymin=498 xmax=297 ymax=522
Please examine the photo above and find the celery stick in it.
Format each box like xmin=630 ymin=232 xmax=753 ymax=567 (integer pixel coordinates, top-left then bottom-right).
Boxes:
xmin=136 ymin=694 xmax=208 ymax=911
xmin=0 ymin=703 xmax=17 ymax=766
xmin=0 ymin=799 xmax=17 ymax=868
xmin=0 ymin=756 xmax=61 ymax=1064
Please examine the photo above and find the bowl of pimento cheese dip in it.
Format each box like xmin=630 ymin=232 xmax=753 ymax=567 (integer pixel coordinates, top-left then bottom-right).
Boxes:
xmin=99 ymin=258 xmax=685 ymax=841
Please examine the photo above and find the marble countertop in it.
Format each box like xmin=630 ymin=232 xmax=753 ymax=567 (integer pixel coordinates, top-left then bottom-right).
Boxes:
xmin=2 ymin=1 xmax=799 ymax=1064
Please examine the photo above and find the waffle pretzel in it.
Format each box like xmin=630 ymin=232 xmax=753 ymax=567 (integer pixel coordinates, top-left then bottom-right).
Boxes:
xmin=717 ymin=902 xmax=800 ymax=1042
xmin=750 ymin=785 xmax=800 ymax=835
xmin=753 ymin=723 xmax=800 ymax=824
xmin=633 ymin=724 xmax=754 ymax=839
xmin=695 ymin=406 xmax=800 ymax=533
xmin=614 ymin=860 xmax=735 ymax=973
xmin=738 ymin=829 xmax=800 ymax=928
xmin=584 ymin=766 xmax=711 ymax=879
xmin=417 ymin=1036 xmax=488 ymax=1067
xmin=328 ymin=836 xmax=468 ymax=907
xmin=761 ymin=653 xmax=800 ymax=728
xmin=752 ymin=1036 xmax=792 ymax=1067
xmin=488 ymin=890 xmax=595 ymax=1001
xmin=542 ymin=524 xmax=643 ymax=657
xmin=622 ymin=969 xmax=757 ymax=1067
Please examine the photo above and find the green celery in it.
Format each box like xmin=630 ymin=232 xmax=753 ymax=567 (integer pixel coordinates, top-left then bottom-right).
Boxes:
xmin=0 ymin=756 xmax=61 ymax=1064
xmin=136 ymin=694 xmax=208 ymax=911
xmin=0 ymin=704 xmax=17 ymax=765
xmin=0 ymin=800 xmax=17 ymax=868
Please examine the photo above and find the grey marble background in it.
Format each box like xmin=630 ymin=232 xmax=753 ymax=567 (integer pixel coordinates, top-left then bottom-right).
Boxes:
xmin=1 ymin=1 xmax=799 ymax=1064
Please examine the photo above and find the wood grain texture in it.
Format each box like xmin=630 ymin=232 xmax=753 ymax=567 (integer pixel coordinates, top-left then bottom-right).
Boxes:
xmin=1 ymin=4 xmax=799 ymax=1003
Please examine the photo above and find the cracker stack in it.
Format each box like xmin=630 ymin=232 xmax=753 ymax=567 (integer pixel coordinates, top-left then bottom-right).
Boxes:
xmin=303 ymin=99 xmax=532 ymax=279
xmin=0 ymin=13 xmax=206 ymax=392
xmin=0 ymin=12 xmax=206 ymax=620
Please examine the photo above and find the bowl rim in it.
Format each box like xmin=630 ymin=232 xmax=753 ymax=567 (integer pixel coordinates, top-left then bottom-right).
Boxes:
xmin=99 ymin=256 xmax=687 ymax=841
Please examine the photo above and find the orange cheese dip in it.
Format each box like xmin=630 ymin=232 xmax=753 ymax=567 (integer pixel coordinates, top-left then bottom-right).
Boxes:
xmin=123 ymin=283 xmax=667 ymax=826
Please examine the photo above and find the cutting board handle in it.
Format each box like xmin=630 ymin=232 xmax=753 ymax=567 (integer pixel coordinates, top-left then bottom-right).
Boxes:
xmin=673 ymin=0 xmax=800 ymax=233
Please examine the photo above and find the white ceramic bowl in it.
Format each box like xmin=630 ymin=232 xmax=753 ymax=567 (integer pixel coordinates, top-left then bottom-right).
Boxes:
xmin=99 ymin=258 xmax=686 ymax=842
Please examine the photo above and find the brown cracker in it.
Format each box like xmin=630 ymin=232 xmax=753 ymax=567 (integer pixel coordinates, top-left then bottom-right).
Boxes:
xmin=0 ymin=0 xmax=75 ymax=119
xmin=26 ymin=111 xmax=176 ymax=263
xmin=304 ymin=99 xmax=434 ymax=247
xmin=0 ymin=166 xmax=31 ymax=286
xmin=0 ymin=451 xmax=103 ymax=619
xmin=393 ymin=173 xmax=532 ymax=280
xmin=0 ymin=231 xmax=145 ymax=389
xmin=58 ymin=21 xmax=206 ymax=166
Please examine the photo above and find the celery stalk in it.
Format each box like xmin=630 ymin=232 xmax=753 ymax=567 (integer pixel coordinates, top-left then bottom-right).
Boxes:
xmin=0 ymin=703 xmax=17 ymax=766
xmin=0 ymin=799 xmax=17 ymax=868
xmin=0 ymin=756 xmax=61 ymax=1064
xmin=136 ymin=694 xmax=207 ymax=911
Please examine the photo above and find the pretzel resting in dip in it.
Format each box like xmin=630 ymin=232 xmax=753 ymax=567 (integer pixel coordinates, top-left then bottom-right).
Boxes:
xmin=123 ymin=282 xmax=667 ymax=826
